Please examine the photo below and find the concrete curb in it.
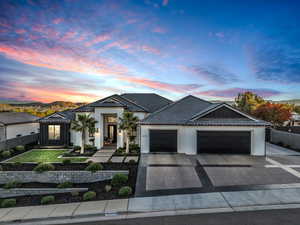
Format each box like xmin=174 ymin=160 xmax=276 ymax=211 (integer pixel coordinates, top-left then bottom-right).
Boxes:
xmin=4 ymin=203 xmax=300 ymax=225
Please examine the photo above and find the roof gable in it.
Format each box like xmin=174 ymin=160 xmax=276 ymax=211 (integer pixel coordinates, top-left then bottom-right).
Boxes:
xmin=141 ymin=95 xmax=212 ymax=124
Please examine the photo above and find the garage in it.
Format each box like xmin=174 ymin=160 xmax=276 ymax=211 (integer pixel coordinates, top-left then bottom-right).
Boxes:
xmin=197 ymin=131 xmax=251 ymax=154
xmin=149 ymin=130 xmax=177 ymax=153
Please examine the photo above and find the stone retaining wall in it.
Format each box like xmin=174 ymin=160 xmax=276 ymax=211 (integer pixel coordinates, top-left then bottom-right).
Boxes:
xmin=0 ymin=170 xmax=129 ymax=184
xmin=270 ymin=128 xmax=300 ymax=150
xmin=0 ymin=188 xmax=88 ymax=198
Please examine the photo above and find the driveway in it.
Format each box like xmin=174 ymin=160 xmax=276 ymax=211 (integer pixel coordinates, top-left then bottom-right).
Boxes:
xmin=135 ymin=143 xmax=300 ymax=197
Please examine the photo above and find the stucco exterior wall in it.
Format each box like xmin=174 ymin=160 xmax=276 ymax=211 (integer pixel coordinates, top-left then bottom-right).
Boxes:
xmin=6 ymin=123 xmax=39 ymax=140
xmin=140 ymin=125 xmax=266 ymax=156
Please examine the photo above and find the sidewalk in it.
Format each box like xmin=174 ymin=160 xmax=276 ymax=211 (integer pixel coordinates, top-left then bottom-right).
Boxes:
xmin=2 ymin=186 xmax=300 ymax=224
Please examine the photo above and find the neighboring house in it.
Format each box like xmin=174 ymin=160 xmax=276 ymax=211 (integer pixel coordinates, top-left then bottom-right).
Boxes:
xmin=39 ymin=93 xmax=172 ymax=148
xmin=290 ymin=112 xmax=300 ymax=126
xmin=0 ymin=112 xmax=39 ymax=142
xmin=39 ymin=93 xmax=270 ymax=156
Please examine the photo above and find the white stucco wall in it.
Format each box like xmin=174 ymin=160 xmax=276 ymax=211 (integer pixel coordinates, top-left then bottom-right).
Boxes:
xmin=140 ymin=125 xmax=266 ymax=156
xmin=133 ymin=112 xmax=147 ymax=145
xmin=6 ymin=123 xmax=39 ymax=140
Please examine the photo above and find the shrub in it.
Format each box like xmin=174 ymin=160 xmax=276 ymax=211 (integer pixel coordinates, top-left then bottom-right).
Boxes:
xmin=83 ymin=191 xmax=96 ymax=201
xmin=33 ymin=163 xmax=55 ymax=173
xmin=62 ymin=158 xmax=72 ymax=165
xmin=105 ymin=185 xmax=112 ymax=192
xmin=128 ymin=159 xmax=136 ymax=164
xmin=1 ymin=199 xmax=16 ymax=208
xmin=9 ymin=149 xmax=14 ymax=154
xmin=57 ymin=182 xmax=73 ymax=189
xmin=73 ymin=146 xmax=81 ymax=151
xmin=71 ymin=191 xmax=79 ymax=197
xmin=15 ymin=145 xmax=25 ymax=152
xmin=87 ymin=160 xmax=94 ymax=164
xmin=41 ymin=195 xmax=55 ymax=205
xmin=0 ymin=165 xmax=3 ymax=171
xmin=13 ymin=161 xmax=22 ymax=167
xmin=84 ymin=144 xmax=94 ymax=151
xmin=1 ymin=150 xmax=11 ymax=158
xmin=116 ymin=147 xmax=125 ymax=155
xmin=129 ymin=144 xmax=140 ymax=152
xmin=118 ymin=186 xmax=132 ymax=197
xmin=3 ymin=181 xmax=21 ymax=189
xmin=111 ymin=174 xmax=128 ymax=187
xmin=85 ymin=163 xmax=103 ymax=173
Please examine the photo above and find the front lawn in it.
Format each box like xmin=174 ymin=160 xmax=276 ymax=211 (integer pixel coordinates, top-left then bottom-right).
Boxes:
xmin=5 ymin=149 xmax=87 ymax=163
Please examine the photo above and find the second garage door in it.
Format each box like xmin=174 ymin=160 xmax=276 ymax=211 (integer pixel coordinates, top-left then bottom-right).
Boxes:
xmin=197 ymin=131 xmax=251 ymax=154
xmin=150 ymin=130 xmax=177 ymax=153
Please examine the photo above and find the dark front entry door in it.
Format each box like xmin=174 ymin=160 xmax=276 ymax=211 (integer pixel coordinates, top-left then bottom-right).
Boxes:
xmin=197 ymin=131 xmax=251 ymax=154
xmin=150 ymin=130 xmax=177 ymax=153
xmin=108 ymin=125 xmax=117 ymax=143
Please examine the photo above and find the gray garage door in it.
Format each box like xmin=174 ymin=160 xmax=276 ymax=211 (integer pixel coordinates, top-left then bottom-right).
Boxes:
xmin=150 ymin=130 xmax=177 ymax=153
xmin=197 ymin=131 xmax=251 ymax=154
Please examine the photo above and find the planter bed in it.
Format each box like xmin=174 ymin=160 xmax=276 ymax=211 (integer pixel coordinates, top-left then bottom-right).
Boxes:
xmin=62 ymin=149 xmax=97 ymax=157
xmin=0 ymin=144 xmax=36 ymax=162
xmin=0 ymin=162 xmax=137 ymax=171
xmin=0 ymin=164 xmax=138 ymax=207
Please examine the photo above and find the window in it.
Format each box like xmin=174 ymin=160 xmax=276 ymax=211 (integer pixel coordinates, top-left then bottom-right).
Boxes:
xmin=106 ymin=116 xmax=117 ymax=123
xmin=48 ymin=125 xmax=60 ymax=140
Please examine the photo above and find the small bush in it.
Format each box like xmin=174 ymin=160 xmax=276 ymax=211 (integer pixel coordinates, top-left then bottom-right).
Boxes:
xmin=129 ymin=144 xmax=140 ymax=152
xmin=33 ymin=163 xmax=55 ymax=173
xmin=111 ymin=174 xmax=128 ymax=187
xmin=62 ymin=158 xmax=72 ymax=165
xmin=13 ymin=161 xmax=22 ymax=167
xmin=9 ymin=149 xmax=14 ymax=154
xmin=87 ymin=160 xmax=94 ymax=164
xmin=15 ymin=145 xmax=25 ymax=152
xmin=71 ymin=191 xmax=79 ymax=197
xmin=84 ymin=144 xmax=94 ymax=151
xmin=85 ymin=163 xmax=103 ymax=173
xmin=128 ymin=159 xmax=136 ymax=164
xmin=1 ymin=199 xmax=16 ymax=208
xmin=0 ymin=165 xmax=3 ymax=171
xmin=105 ymin=185 xmax=112 ymax=192
xmin=1 ymin=150 xmax=11 ymax=158
xmin=116 ymin=147 xmax=125 ymax=154
xmin=57 ymin=182 xmax=73 ymax=189
xmin=118 ymin=186 xmax=132 ymax=197
xmin=3 ymin=181 xmax=21 ymax=189
xmin=83 ymin=191 xmax=96 ymax=201
xmin=73 ymin=146 xmax=81 ymax=151
xmin=41 ymin=195 xmax=55 ymax=205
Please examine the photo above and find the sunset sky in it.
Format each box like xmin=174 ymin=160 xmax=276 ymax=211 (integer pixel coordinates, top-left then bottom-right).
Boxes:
xmin=0 ymin=0 xmax=299 ymax=103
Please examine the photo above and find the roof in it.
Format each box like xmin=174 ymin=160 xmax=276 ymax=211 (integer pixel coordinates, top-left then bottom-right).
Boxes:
xmin=140 ymin=95 xmax=270 ymax=126
xmin=39 ymin=110 xmax=75 ymax=123
xmin=0 ymin=112 xmax=39 ymax=125
xmin=141 ymin=95 xmax=212 ymax=125
xmin=120 ymin=93 xmax=172 ymax=113
xmin=74 ymin=93 xmax=172 ymax=113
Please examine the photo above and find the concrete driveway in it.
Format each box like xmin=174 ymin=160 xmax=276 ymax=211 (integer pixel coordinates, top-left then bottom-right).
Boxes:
xmin=136 ymin=143 xmax=300 ymax=197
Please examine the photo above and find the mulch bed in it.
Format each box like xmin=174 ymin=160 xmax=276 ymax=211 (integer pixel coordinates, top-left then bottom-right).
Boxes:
xmin=0 ymin=164 xmax=138 ymax=207
xmin=63 ymin=149 xmax=97 ymax=157
xmin=0 ymin=162 xmax=137 ymax=171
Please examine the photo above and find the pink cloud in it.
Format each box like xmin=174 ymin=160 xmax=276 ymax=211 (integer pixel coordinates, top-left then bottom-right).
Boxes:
xmin=85 ymin=34 xmax=111 ymax=47
xmin=141 ymin=45 xmax=161 ymax=55
xmin=53 ymin=18 xmax=64 ymax=25
xmin=60 ymin=31 xmax=77 ymax=42
xmin=152 ymin=26 xmax=167 ymax=34
xmin=15 ymin=29 xmax=26 ymax=34
xmin=162 ymin=0 xmax=169 ymax=6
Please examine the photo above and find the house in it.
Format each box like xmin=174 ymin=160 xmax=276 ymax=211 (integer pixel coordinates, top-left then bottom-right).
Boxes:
xmin=290 ymin=112 xmax=300 ymax=126
xmin=0 ymin=112 xmax=39 ymax=142
xmin=39 ymin=93 xmax=270 ymax=155
xmin=39 ymin=94 xmax=171 ymax=148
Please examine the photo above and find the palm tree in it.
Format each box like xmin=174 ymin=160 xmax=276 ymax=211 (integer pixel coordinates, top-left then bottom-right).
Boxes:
xmin=72 ymin=114 xmax=97 ymax=154
xmin=118 ymin=111 xmax=139 ymax=153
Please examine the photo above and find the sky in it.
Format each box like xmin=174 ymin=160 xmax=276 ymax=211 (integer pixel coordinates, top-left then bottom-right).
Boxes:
xmin=0 ymin=0 xmax=299 ymax=103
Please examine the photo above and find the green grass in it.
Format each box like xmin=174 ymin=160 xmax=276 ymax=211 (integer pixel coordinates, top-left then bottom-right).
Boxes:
xmin=6 ymin=149 xmax=87 ymax=163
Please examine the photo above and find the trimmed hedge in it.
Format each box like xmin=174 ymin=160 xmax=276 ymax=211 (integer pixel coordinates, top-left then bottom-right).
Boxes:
xmin=3 ymin=181 xmax=21 ymax=189
xmin=83 ymin=191 xmax=96 ymax=201
xmin=57 ymin=182 xmax=73 ymax=189
xmin=111 ymin=174 xmax=128 ymax=187
xmin=118 ymin=186 xmax=132 ymax=197
xmin=15 ymin=145 xmax=25 ymax=152
xmin=33 ymin=163 xmax=55 ymax=173
xmin=1 ymin=150 xmax=11 ymax=158
xmin=41 ymin=195 xmax=55 ymax=205
xmin=85 ymin=163 xmax=103 ymax=173
xmin=1 ymin=199 xmax=16 ymax=208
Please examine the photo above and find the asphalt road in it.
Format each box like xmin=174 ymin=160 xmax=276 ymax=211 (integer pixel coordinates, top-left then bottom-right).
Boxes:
xmin=66 ymin=208 xmax=300 ymax=225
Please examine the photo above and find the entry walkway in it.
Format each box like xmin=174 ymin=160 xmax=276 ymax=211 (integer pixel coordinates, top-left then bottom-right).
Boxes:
xmin=3 ymin=187 xmax=300 ymax=224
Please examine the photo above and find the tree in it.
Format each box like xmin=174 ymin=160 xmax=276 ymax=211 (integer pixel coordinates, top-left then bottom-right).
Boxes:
xmin=118 ymin=111 xmax=139 ymax=154
xmin=72 ymin=114 xmax=97 ymax=154
xmin=253 ymin=102 xmax=293 ymax=126
xmin=294 ymin=106 xmax=300 ymax=114
xmin=234 ymin=92 xmax=265 ymax=114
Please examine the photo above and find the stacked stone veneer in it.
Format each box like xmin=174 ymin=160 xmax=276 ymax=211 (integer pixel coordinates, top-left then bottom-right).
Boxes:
xmin=0 ymin=170 xmax=129 ymax=184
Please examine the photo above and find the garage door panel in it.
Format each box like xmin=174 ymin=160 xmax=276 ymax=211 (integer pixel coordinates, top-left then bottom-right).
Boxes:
xmin=150 ymin=130 xmax=177 ymax=153
xmin=197 ymin=131 xmax=251 ymax=154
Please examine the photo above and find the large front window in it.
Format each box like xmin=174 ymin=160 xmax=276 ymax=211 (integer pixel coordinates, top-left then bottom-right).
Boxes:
xmin=48 ymin=125 xmax=60 ymax=140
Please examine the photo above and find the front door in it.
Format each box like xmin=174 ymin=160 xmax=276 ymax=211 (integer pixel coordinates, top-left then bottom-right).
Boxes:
xmin=108 ymin=125 xmax=117 ymax=143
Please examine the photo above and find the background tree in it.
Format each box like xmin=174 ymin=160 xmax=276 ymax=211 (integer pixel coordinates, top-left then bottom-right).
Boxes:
xmin=294 ymin=106 xmax=300 ymax=114
xmin=118 ymin=111 xmax=139 ymax=153
xmin=253 ymin=102 xmax=293 ymax=126
xmin=72 ymin=114 xmax=97 ymax=154
xmin=234 ymin=92 xmax=265 ymax=114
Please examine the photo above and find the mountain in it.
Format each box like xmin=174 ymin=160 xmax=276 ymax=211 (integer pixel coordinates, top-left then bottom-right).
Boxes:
xmin=0 ymin=100 xmax=86 ymax=107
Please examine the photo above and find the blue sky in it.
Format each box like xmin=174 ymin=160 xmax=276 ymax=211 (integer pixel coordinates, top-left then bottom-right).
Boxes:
xmin=0 ymin=0 xmax=299 ymax=102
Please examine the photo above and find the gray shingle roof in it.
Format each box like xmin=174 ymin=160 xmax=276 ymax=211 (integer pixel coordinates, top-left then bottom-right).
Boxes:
xmin=140 ymin=95 xmax=270 ymax=126
xmin=0 ymin=112 xmax=39 ymax=125
xmin=141 ymin=95 xmax=212 ymax=124
xmin=39 ymin=110 xmax=75 ymax=123
xmin=121 ymin=93 xmax=172 ymax=113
